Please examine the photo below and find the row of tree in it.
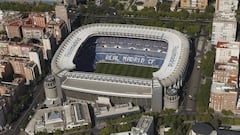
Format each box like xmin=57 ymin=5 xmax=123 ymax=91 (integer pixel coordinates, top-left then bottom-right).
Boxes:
xmin=0 ymin=2 xmax=55 ymax=12
xmin=78 ymin=1 xmax=213 ymax=38
xmin=196 ymin=81 xmax=212 ymax=113
xmin=6 ymin=93 xmax=33 ymax=124
xmin=200 ymin=49 xmax=216 ymax=77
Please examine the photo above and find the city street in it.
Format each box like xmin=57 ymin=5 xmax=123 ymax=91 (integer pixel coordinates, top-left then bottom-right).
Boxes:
xmin=181 ymin=30 xmax=210 ymax=115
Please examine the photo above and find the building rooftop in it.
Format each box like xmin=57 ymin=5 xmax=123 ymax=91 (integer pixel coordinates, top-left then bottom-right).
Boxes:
xmin=7 ymin=20 xmax=22 ymax=26
xmin=95 ymin=103 xmax=140 ymax=118
xmin=216 ymin=41 xmax=240 ymax=49
xmin=211 ymin=82 xmax=237 ymax=93
xmin=25 ymin=102 xmax=91 ymax=134
xmin=192 ymin=123 xmax=215 ymax=135
xmin=30 ymin=46 xmax=41 ymax=52
xmin=166 ymin=88 xmax=178 ymax=96
xmin=214 ymin=63 xmax=238 ymax=71
xmin=62 ymin=78 xmax=152 ymax=98
xmin=135 ymin=115 xmax=153 ymax=133
xmin=25 ymin=61 xmax=36 ymax=68
xmin=47 ymin=18 xmax=65 ymax=26
xmin=111 ymin=115 xmax=153 ymax=135
xmin=214 ymin=11 xmax=236 ymax=22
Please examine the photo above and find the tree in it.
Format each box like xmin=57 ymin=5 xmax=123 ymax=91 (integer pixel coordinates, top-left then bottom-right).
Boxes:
xmin=185 ymin=24 xmax=201 ymax=37
xmin=111 ymin=0 xmax=118 ymax=7
xmin=0 ymin=31 xmax=6 ymax=34
xmin=53 ymin=129 xmax=62 ymax=135
xmin=205 ymin=23 xmax=212 ymax=35
xmin=100 ymin=125 xmax=116 ymax=135
xmin=200 ymin=49 xmax=215 ymax=77
xmin=36 ymin=131 xmax=48 ymax=135
xmin=117 ymin=123 xmax=131 ymax=132
xmin=157 ymin=3 xmax=170 ymax=12
xmin=196 ymin=81 xmax=212 ymax=112
xmin=116 ymin=3 xmax=124 ymax=11
xmin=6 ymin=113 xmax=14 ymax=124
xmin=131 ymin=5 xmax=137 ymax=11
xmin=208 ymin=108 xmax=214 ymax=113
xmin=205 ymin=4 xmax=215 ymax=13
xmin=0 ymin=2 xmax=54 ymax=12
xmin=222 ymin=110 xmax=233 ymax=116
xmin=179 ymin=9 xmax=189 ymax=19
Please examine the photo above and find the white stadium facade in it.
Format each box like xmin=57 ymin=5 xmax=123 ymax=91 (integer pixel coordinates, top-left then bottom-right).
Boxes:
xmin=51 ymin=23 xmax=190 ymax=111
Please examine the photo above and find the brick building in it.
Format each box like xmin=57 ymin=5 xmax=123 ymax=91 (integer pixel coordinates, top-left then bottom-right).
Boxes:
xmin=5 ymin=20 xmax=22 ymax=38
xmin=209 ymin=42 xmax=240 ymax=113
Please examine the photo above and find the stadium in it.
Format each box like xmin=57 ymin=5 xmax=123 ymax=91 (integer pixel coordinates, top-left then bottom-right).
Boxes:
xmin=51 ymin=23 xmax=190 ymax=111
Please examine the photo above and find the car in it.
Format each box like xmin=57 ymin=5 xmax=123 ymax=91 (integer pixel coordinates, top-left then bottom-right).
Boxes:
xmin=197 ymin=59 xmax=201 ymax=64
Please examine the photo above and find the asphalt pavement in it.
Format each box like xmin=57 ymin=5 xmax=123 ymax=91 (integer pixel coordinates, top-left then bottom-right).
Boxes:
xmin=181 ymin=34 xmax=209 ymax=115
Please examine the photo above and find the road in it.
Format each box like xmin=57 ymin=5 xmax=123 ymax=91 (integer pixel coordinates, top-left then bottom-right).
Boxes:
xmin=181 ymin=32 xmax=208 ymax=115
xmin=2 ymin=82 xmax=44 ymax=135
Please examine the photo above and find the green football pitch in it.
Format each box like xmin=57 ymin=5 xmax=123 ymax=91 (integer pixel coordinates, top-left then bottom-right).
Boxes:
xmin=95 ymin=63 xmax=158 ymax=79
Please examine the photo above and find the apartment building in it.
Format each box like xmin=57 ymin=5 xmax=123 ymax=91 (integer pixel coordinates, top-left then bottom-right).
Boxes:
xmin=211 ymin=12 xmax=237 ymax=45
xmin=215 ymin=0 xmax=238 ymax=12
xmin=209 ymin=42 xmax=240 ymax=113
xmin=55 ymin=5 xmax=71 ymax=32
xmin=180 ymin=0 xmax=208 ymax=10
xmin=5 ymin=20 xmax=22 ymax=39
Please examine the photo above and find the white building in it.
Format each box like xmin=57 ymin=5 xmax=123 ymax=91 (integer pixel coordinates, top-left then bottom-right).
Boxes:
xmin=215 ymin=41 xmax=240 ymax=63
xmin=44 ymin=75 xmax=62 ymax=107
xmin=55 ymin=5 xmax=71 ymax=32
xmin=42 ymin=33 xmax=57 ymax=60
xmin=95 ymin=0 xmax=103 ymax=6
xmin=25 ymin=102 xmax=91 ymax=135
xmin=29 ymin=47 xmax=44 ymax=74
xmin=51 ymin=23 xmax=190 ymax=111
xmin=211 ymin=12 xmax=237 ymax=45
xmin=95 ymin=102 xmax=140 ymax=124
xmin=215 ymin=0 xmax=238 ymax=12
xmin=111 ymin=115 xmax=154 ymax=135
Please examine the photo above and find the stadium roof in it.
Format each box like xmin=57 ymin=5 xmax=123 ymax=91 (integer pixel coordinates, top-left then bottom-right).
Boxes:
xmin=61 ymin=71 xmax=152 ymax=98
xmin=52 ymin=23 xmax=189 ymax=87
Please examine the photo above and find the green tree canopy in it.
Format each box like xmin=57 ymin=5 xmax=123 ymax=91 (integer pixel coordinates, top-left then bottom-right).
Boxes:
xmin=0 ymin=2 xmax=54 ymax=12
xmin=205 ymin=4 xmax=215 ymax=13
xmin=200 ymin=49 xmax=215 ymax=77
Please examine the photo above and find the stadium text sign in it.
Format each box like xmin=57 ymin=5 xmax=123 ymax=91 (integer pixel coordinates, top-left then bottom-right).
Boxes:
xmin=103 ymin=54 xmax=158 ymax=66
xmin=168 ymin=46 xmax=179 ymax=67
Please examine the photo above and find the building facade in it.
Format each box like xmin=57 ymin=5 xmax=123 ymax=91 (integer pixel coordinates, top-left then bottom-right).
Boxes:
xmin=29 ymin=47 xmax=44 ymax=75
xmin=180 ymin=0 xmax=208 ymax=10
xmin=211 ymin=12 xmax=237 ymax=45
xmin=0 ymin=61 xmax=13 ymax=80
xmin=46 ymin=19 xmax=68 ymax=43
xmin=215 ymin=0 xmax=238 ymax=12
xmin=209 ymin=42 xmax=240 ymax=113
xmin=24 ymin=61 xmax=39 ymax=81
xmin=22 ymin=26 xmax=44 ymax=40
xmin=5 ymin=20 xmax=22 ymax=38
xmin=55 ymin=5 xmax=71 ymax=32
